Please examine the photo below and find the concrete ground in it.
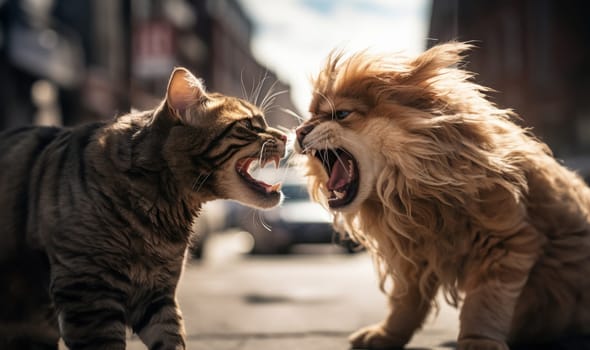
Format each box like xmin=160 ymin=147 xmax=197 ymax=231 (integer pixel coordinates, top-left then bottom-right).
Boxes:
xmin=127 ymin=231 xmax=460 ymax=350
xmin=58 ymin=231 xmax=590 ymax=349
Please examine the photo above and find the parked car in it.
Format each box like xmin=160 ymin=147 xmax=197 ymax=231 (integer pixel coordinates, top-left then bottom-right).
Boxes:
xmin=233 ymin=169 xmax=361 ymax=254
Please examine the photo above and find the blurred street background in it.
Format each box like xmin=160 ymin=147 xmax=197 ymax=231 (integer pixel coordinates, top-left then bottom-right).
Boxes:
xmin=2 ymin=0 xmax=590 ymax=162
xmin=1 ymin=0 xmax=590 ymax=349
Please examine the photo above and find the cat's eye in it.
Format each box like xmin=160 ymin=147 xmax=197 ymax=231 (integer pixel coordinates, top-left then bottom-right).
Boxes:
xmin=334 ymin=110 xmax=351 ymax=120
xmin=243 ymin=118 xmax=264 ymax=132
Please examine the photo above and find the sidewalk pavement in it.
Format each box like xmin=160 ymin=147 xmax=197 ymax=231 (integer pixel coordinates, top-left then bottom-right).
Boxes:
xmin=126 ymin=234 xmax=460 ymax=350
xmin=58 ymin=233 xmax=460 ymax=350
xmin=57 ymin=232 xmax=590 ymax=350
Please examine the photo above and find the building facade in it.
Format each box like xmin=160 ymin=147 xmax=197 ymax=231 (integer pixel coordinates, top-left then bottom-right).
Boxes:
xmin=0 ymin=0 xmax=298 ymax=130
xmin=429 ymin=0 xmax=590 ymax=157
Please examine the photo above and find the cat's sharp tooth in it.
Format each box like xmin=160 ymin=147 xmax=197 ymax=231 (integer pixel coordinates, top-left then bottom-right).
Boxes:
xmin=310 ymin=149 xmax=317 ymax=157
xmin=273 ymin=156 xmax=280 ymax=169
xmin=269 ymin=183 xmax=282 ymax=193
xmin=250 ymin=159 xmax=258 ymax=171
xmin=334 ymin=190 xmax=346 ymax=199
xmin=261 ymin=158 xmax=274 ymax=169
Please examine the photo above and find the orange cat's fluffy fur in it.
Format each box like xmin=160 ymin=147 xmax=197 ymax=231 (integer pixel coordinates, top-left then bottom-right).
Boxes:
xmin=295 ymin=42 xmax=590 ymax=349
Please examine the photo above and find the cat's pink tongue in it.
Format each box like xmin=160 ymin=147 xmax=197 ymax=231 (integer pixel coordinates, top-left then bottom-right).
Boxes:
xmin=327 ymin=153 xmax=352 ymax=190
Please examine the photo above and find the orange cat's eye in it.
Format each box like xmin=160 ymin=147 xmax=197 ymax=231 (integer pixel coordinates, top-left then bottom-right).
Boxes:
xmin=334 ymin=110 xmax=351 ymax=120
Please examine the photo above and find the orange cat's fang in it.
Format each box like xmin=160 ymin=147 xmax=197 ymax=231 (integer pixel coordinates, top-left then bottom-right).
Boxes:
xmin=309 ymin=148 xmax=359 ymax=208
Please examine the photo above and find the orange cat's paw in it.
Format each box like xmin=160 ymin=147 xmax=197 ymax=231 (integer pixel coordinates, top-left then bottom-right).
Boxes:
xmin=458 ymin=338 xmax=509 ymax=350
xmin=349 ymin=323 xmax=406 ymax=349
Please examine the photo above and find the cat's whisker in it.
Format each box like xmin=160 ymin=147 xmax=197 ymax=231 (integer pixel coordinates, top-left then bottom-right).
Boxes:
xmin=277 ymin=125 xmax=291 ymax=133
xmin=246 ymin=71 xmax=258 ymax=103
xmin=258 ymin=209 xmax=271 ymax=232
xmin=279 ymin=163 xmax=299 ymax=187
xmin=248 ymin=208 xmax=258 ymax=232
xmin=247 ymin=72 xmax=264 ymax=104
xmin=338 ymin=146 xmax=355 ymax=157
xmin=260 ymin=80 xmax=280 ymax=112
xmin=308 ymin=132 xmax=356 ymax=150
xmin=277 ymin=126 xmax=296 ymax=142
xmin=253 ymin=71 xmax=270 ymax=106
xmin=261 ymin=88 xmax=287 ymax=114
xmin=333 ymin=149 xmax=352 ymax=178
xmin=249 ymin=207 xmax=271 ymax=233
xmin=280 ymin=150 xmax=299 ymax=170
xmin=300 ymin=133 xmax=326 ymax=152
xmin=320 ymin=140 xmax=332 ymax=173
xmin=315 ymin=90 xmax=335 ymax=119
xmin=262 ymin=102 xmax=283 ymax=116
xmin=193 ymin=172 xmax=212 ymax=193
xmin=258 ymin=140 xmax=272 ymax=169
xmin=240 ymin=69 xmax=248 ymax=101
xmin=303 ymin=142 xmax=320 ymax=155
xmin=281 ymin=108 xmax=306 ymax=124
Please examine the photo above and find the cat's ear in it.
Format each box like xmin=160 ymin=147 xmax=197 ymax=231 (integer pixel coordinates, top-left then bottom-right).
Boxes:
xmin=166 ymin=67 xmax=207 ymax=118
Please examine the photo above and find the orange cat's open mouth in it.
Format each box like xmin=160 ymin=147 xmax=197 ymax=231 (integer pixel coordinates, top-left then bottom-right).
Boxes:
xmin=235 ymin=156 xmax=282 ymax=195
xmin=311 ymin=148 xmax=359 ymax=208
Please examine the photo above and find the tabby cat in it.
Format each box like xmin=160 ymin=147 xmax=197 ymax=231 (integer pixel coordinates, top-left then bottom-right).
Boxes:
xmin=0 ymin=67 xmax=287 ymax=350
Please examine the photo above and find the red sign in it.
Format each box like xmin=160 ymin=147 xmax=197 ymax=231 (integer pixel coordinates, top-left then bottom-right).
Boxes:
xmin=133 ymin=20 xmax=176 ymax=79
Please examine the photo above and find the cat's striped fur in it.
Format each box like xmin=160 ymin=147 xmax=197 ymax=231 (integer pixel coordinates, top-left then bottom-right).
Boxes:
xmin=0 ymin=68 xmax=287 ymax=350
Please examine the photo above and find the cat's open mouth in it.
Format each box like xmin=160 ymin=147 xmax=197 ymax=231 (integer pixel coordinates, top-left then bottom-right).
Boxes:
xmin=310 ymin=148 xmax=359 ymax=208
xmin=235 ymin=156 xmax=282 ymax=195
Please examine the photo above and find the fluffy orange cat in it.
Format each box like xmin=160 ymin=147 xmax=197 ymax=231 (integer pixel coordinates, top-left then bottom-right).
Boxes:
xmin=295 ymin=42 xmax=590 ymax=349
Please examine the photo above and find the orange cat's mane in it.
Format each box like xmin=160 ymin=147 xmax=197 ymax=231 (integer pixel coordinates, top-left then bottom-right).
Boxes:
xmin=309 ymin=43 xmax=555 ymax=305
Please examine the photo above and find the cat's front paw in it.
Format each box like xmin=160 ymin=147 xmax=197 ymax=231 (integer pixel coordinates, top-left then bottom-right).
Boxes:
xmin=349 ymin=323 xmax=406 ymax=349
xmin=458 ymin=338 xmax=509 ymax=350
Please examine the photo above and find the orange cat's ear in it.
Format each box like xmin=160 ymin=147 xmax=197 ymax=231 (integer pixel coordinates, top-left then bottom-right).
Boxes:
xmin=166 ymin=67 xmax=207 ymax=116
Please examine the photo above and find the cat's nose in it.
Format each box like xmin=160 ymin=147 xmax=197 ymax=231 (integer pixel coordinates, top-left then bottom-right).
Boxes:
xmin=296 ymin=123 xmax=315 ymax=149
xmin=278 ymin=133 xmax=287 ymax=144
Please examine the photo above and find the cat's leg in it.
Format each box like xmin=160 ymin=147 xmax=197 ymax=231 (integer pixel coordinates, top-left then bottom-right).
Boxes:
xmin=51 ymin=275 xmax=127 ymax=350
xmin=457 ymin=227 xmax=542 ymax=350
xmin=458 ymin=285 xmax=515 ymax=350
xmin=133 ymin=294 xmax=186 ymax=350
xmin=349 ymin=269 xmax=438 ymax=349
